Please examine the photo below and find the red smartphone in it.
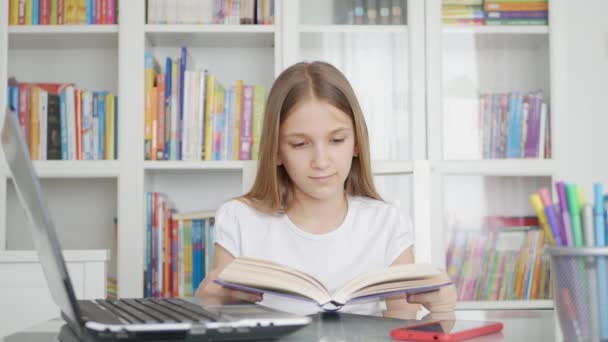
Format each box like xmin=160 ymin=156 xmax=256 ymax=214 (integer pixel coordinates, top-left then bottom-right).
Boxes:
xmin=390 ymin=320 xmax=503 ymax=341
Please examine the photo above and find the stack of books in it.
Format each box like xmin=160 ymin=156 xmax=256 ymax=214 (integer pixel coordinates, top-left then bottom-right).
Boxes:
xmin=484 ymin=0 xmax=549 ymax=26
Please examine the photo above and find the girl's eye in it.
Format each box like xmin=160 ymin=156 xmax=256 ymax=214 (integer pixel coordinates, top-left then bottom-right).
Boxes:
xmin=332 ymin=138 xmax=345 ymax=143
xmin=290 ymin=142 xmax=307 ymax=148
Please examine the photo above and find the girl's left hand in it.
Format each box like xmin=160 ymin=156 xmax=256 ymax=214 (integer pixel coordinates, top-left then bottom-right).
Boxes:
xmin=406 ymin=281 xmax=457 ymax=313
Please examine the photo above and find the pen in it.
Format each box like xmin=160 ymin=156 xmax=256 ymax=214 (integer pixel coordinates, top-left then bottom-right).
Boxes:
xmin=530 ymin=193 xmax=556 ymax=245
xmin=566 ymin=184 xmax=583 ymax=247
xmin=538 ymin=189 xmax=563 ymax=245
xmin=560 ymin=287 xmax=583 ymax=342
xmin=556 ymin=182 xmax=573 ymax=246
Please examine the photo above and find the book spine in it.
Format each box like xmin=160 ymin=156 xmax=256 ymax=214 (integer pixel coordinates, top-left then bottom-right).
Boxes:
xmin=485 ymin=19 xmax=548 ymax=25
xmin=106 ymin=0 xmax=115 ymax=24
xmin=39 ymin=0 xmax=50 ymax=24
xmin=233 ymin=80 xmax=242 ymax=160
xmin=485 ymin=11 xmax=548 ymax=19
xmin=204 ymin=75 xmax=215 ymax=160
xmin=32 ymin=0 xmax=39 ymax=25
xmin=156 ymin=74 xmax=166 ymax=160
xmin=484 ymin=2 xmax=548 ymax=12
xmin=145 ymin=192 xmax=152 ymax=297
xmin=17 ymin=84 xmax=29 ymax=147
xmin=105 ymin=93 xmax=114 ymax=159
xmin=251 ymin=85 xmax=265 ymax=160
xmin=239 ymin=84 xmax=253 ymax=160
xmin=164 ymin=57 xmax=172 ymax=161
xmin=47 ymin=93 xmax=61 ymax=159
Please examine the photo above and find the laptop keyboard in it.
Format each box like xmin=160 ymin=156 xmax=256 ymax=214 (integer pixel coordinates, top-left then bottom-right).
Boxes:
xmin=92 ymin=298 xmax=226 ymax=324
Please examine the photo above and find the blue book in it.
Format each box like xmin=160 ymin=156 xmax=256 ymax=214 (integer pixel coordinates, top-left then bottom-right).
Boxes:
xmin=86 ymin=0 xmax=92 ymax=24
xmin=506 ymin=92 xmax=523 ymax=158
xmin=91 ymin=0 xmax=96 ymax=24
xmin=97 ymin=92 xmax=106 ymax=159
xmin=32 ymin=0 xmax=39 ymax=25
xmin=192 ymin=219 xmax=203 ymax=292
xmin=8 ymin=86 xmax=19 ymax=113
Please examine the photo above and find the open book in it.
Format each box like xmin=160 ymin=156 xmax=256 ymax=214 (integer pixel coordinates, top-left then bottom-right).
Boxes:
xmin=215 ymin=257 xmax=452 ymax=311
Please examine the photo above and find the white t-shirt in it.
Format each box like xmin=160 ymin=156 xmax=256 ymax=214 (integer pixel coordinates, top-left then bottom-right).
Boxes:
xmin=214 ymin=195 xmax=415 ymax=316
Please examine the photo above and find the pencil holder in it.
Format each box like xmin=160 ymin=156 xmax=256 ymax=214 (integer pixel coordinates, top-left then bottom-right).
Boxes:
xmin=547 ymin=247 xmax=608 ymax=342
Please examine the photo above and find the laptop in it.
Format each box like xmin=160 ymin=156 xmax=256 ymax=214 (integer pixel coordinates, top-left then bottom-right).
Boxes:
xmin=0 ymin=108 xmax=311 ymax=341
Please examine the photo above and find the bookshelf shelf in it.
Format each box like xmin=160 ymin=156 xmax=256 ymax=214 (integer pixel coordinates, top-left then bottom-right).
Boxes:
xmin=299 ymin=25 xmax=407 ymax=34
xmin=8 ymin=25 xmax=119 ymax=49
xmin=145 ymin=25 xmax=275 ymax=48
xmin=143 ymin=160 xmax=255 ymax=171
xmin=0 ymin=249 xmax=109 ymax=262
xmin=1 ymin=161 xmax=120 ymax=178
xmin=433 ymin=160 xmax=555 ymax=176
xmin=442 ymin=26 xmax=548 ymax=35
xmin=456 ymin=300 xmax=553 ymax=310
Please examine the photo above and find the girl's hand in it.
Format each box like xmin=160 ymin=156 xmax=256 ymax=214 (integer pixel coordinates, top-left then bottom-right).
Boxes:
xmin=195 ymin=268 xmax=263 ymax=304
xmin=406 ymin=281 xmax=457 ymax=313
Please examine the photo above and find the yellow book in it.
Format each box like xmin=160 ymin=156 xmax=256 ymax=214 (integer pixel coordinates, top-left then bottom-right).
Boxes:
xmin=76 ymin=0 xmax=86 ymax=24
xmin=105 ymin=93 xmax=115 ymax=160
xmin=9 ymin=0 xmax=19 ymax=25
xmin=204 ymin=75 xmax=215 ymax=161
xmin=144 ymin=89 xmax=153 ymax=160
xmin=233 ymin=80 xmax=243 ymax=160
xmin=25 ymin=0 xmax=33 ymax=25
xmin=30 ymin=87 xmax=40 ymax=160
xmin=251 ymin=85 xmax=266 ymax=160
xmin=183 ymin=220 xmax=193 ymax=297
xmin=50 ymin=0 xmax=58 ymax=25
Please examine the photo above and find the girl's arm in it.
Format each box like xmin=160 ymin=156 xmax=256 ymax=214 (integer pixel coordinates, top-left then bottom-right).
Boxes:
xmin=194 ymin=244 xmax=263 ymax=303
xmin=383 ymin=246 xmax=457 ymax=319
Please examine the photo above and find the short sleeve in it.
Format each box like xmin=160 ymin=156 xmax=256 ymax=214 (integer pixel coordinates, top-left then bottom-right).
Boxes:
xmin=384 ymin=206 xmax=415 ymax=265
xmin=214 ymin=201 xmax=242 ymax=258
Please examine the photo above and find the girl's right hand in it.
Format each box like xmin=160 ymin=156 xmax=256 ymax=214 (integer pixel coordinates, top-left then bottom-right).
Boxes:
xmin=194 ymin=268 xmax=263 ymax=304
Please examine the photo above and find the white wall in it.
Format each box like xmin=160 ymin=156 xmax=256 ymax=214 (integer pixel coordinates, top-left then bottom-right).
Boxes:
xmin=555 ymin=0 xmax=608 ymax=195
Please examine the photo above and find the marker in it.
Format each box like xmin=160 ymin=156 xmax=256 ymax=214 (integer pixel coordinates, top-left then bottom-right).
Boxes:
xmin=556 ymin=182 xmax=573 ymax=246
xmin=597 ymin=184 xmax=608 ymax=340
xmin=566 ymin=184 xmax=583 ymax=247
xmin=530 ymin=193 xmax=556 ymax=245
xmin=538 ymin=189 xmax=562 ymax=246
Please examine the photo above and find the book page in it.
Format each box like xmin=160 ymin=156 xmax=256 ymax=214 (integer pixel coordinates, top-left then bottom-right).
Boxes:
xmin=332 ymin=263 xmax=441 ymax=304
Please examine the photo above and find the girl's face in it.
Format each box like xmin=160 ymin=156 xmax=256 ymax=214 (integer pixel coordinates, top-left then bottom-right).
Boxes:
xmin=278 ymin=99 xmax=357 ymax=203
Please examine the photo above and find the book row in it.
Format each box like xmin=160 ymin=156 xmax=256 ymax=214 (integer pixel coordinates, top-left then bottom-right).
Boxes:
xmin=443 ymin=91 xmax=551 ymax=160
xmin=442 ymin=0 xmax=548 ymax=26
xmin=146 ymin=0 xmax=274 ymax=25
xmin=144 ymin=48 xmax=266 ymax=161
xmin=7 ymin=80 xmax=118 ymax=160
xmin=446 ymin=221 xmax=552 ymax=301
xmin=145 ymin=192 xmax=216 ymax=298
xmin=8 ymin=0 xmax=118 ymax=26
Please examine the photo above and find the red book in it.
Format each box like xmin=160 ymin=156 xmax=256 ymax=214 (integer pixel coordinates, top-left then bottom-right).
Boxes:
xmin=484 ymin=216 xmax=539 ymax=229
xmin=57 ymin=0 xmax=64 ymax=24
xmin=95 ymin=0 xmax=101 ymax=24
xmin=39 ymin=0 xmax=50 ymax=24
xmin=18 ymin=0 xmax=26 ymax=25
xmin=18 ymin=83 xmax=31 ymax=147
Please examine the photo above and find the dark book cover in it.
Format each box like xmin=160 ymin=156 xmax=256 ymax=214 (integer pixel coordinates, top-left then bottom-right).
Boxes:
xmin=47 ymin=93 xmax=62 ymax=160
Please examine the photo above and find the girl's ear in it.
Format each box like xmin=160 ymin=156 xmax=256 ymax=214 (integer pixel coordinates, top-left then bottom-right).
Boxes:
xmin=353 ymin=145 xmax=359 ymax=157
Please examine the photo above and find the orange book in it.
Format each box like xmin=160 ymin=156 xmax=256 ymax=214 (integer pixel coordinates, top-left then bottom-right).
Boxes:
xmin=151 ymin=87 xmax=159 ymax=161
xmin=484 ymin=2 xmax=548 ymax=11
xmin=30 ymin=86 xmax=40 ymax=160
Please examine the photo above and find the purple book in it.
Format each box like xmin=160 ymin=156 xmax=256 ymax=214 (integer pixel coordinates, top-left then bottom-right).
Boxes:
xmin=524 ymin=93 xmax=542 ymax=158
xmin=239 ymin=85 xmax=254 ymax=160
xmin=485 ymin=11 xmax=548 ymax=19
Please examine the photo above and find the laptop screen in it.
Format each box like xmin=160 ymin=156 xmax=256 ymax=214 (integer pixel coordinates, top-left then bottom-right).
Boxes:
xmin=1 ymin=109 xmax=83 ymax=329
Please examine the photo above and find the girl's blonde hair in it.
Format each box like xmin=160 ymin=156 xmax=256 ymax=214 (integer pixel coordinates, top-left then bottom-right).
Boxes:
xmin=242 ymin=61 xmax=382 ymax=213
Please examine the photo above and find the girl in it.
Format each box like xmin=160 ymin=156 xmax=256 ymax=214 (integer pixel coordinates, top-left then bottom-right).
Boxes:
xmin=196 ymin=61 xmax=456 ymax=317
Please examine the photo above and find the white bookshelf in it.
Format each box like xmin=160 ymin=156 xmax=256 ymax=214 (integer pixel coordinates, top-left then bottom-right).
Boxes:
xmin=0 ymin=0 xmax=572 ymax=312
